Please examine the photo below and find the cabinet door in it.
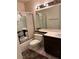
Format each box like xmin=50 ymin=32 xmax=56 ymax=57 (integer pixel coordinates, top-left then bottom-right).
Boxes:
xmin=44 ymin=36 xmax=61 ymax=58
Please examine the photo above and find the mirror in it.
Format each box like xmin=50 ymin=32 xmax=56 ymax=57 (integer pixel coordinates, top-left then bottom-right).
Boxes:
xmin=36 ymin=12 xmax=47 ymax=29
xmin=17 ymin=12 xmax=29 ymax=44
xmin=35 ymin=4 xmax=61 ymax=32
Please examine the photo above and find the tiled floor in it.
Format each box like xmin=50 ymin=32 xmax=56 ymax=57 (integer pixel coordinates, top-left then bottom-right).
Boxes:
xmin=28 ymin=46 xmax=58 ymax=59
xmin=22 ymin=48 xmax=59 ymax=59
xmin=22 ymin=49 xmax=48 ymax=59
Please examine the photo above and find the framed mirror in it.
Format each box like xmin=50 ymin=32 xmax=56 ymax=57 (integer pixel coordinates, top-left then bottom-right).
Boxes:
xmin=34 ymin=3 xmax=61 ymax=32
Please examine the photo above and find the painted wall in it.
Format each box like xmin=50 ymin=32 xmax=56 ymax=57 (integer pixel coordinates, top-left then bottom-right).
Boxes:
xmin=24 ymin=1 xmax=33 ymax=12
xmin=17 ymin=2 xmax=25 ymax=15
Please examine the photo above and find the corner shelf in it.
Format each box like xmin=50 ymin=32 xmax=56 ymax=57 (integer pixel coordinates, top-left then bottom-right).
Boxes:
xmin=35 ymin=3 xmax=61 ymax=12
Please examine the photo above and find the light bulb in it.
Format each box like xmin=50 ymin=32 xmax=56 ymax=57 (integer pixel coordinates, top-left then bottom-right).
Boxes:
xmin=44 ymin=3 xmax=48 ymax=7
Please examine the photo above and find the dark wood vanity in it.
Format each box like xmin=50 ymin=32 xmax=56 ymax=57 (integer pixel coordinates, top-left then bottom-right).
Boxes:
xmin=44 ymin=33 xmax=61 ymax=59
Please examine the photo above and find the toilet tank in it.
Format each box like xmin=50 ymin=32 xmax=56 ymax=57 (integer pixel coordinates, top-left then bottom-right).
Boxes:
xmin=34 ymin=34 xmax=43 ymax=40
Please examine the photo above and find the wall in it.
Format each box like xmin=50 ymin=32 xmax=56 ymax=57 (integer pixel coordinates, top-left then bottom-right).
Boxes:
xmin=17 ymin=2 xmax=25 ymax=15
xmin=24 ymin=1 xmax=33 ymax=12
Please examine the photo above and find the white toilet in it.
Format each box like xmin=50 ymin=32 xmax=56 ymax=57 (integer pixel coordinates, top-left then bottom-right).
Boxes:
xmin=29 ymin=34 xmax=43 ymax=49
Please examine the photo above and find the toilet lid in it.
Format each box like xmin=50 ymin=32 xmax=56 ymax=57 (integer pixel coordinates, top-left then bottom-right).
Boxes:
xmin=30 ymin=40 xmax=40 ymax=45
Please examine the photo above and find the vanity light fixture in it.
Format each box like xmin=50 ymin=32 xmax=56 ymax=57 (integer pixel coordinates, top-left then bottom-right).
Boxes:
xmin=35 ymin=4 xmax=40 ymax=9
xmin=35 ymin=0 xmax=57 ymax=10
xmin=44 ymin=3 xmax=48 ymax=7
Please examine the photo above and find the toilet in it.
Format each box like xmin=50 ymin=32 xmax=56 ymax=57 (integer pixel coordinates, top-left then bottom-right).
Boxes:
xmin=29 ymin=34 xmax=43 ymax=49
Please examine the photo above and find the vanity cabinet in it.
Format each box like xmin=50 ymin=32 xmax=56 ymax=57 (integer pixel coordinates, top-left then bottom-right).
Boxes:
xmin=44 ymin=36 xmax=61 ymax=59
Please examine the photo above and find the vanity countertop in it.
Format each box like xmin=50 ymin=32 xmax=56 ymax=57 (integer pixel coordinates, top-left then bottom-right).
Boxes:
xmin=44 ymin=32 xmax=61 ymax=38
xmin=39 ymin=29 xmax=61 ymax=38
